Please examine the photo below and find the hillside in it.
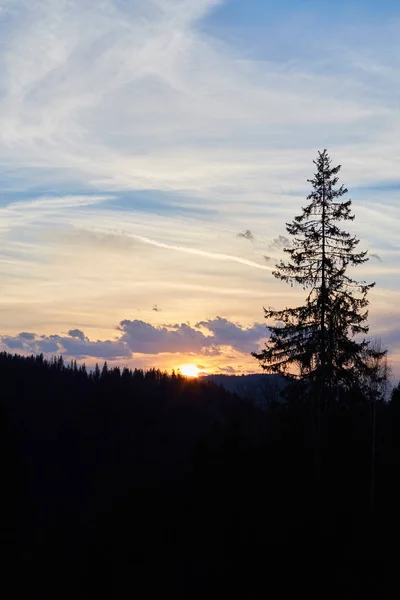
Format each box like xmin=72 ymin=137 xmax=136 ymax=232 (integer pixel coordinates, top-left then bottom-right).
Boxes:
xmin=201 ymin=373 xmax=287 ymax=404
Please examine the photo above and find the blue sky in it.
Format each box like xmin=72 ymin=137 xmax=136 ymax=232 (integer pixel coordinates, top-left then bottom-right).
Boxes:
xmin=205 ymin=0 xmax=399 ymax=23
xmin=0 ymin=0 xmax=400 ymax=376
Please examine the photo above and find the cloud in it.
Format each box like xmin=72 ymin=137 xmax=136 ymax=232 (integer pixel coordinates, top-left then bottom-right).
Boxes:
xmin=128 ymin=233 xmax=272 ymax=271
xmin=0 ymin=316 xmax=268 ymax=359
xmin=2 ymin=0 xmax=399 ymax=201
xmin=0 ymin=330 xmax=131 ymax=360
xmin=57 ymin=336 xmax=131 ymax=359
xmin=19 ymin=332 xmax=36 ymax=340
xmin=118 ymin=319 xmax=211 ymax=354
xmin=196 ymin=317 xmax=267 ymax=353
xmin=37 ymin=338 xmax=60 ymax=353
xmin=268 ymin=235 xmax=292 ymax=252
xmin=0 ymin=195 xmax=112 ymax=235
xmin=200 ymin=345 xmax=222 ymax=356
xmin=67 ymin=329 xmax=87 ymax=341
xmin=237 ymin=229 xmax=254 ymax=241
xmin=219 ymin=365 xmax=238 ymax=374
xmin=2 ymin=336 xmax=25 ymax=350
xmin=59 ymin=228 xmax=136 ymax=253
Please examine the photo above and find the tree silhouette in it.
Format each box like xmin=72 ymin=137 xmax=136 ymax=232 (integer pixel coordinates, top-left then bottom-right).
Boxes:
xmin=253 ymin=150 xmax=385 ymax=399
xmin=1 ymin=349 xmax=400 ymax=596
xmin=101 ymin=361 xmax=109 ymax=378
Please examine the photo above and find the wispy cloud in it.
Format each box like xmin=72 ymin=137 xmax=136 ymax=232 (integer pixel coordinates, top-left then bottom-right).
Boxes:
xmin=1 ymin=0 xmax=400 ymax=198
xmin=129 ymin=233 xmax=272 ymax=271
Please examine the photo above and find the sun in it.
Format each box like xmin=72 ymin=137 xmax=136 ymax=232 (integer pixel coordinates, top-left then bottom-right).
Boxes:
xmin=179 ymin=364 xmax=200 ymax=378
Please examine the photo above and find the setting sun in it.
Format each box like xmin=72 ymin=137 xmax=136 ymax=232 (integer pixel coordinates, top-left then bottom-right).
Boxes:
xmin=179 ymin=364 xmax=201 ymax=378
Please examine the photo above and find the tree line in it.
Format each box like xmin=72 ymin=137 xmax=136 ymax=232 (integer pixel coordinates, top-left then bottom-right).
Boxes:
xmin=2 ymin=347 xmax=400 ymax=597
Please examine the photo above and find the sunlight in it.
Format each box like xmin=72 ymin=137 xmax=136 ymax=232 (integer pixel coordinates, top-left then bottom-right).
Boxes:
xmin=179 ymin=364 xmax=200 ymax=378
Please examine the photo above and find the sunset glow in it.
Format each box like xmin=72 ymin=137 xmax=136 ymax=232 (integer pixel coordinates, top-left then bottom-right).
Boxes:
xmin=179 ymin=364 xmax=201 ymax=378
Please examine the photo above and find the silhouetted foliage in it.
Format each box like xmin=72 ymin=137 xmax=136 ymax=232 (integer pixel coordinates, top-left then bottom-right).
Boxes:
xmin=253 ymin=150 xmax=385 ymax=399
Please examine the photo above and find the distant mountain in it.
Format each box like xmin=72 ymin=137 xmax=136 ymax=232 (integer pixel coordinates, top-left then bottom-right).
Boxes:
xmin=201 ymin=373 xmax=287 ymax=405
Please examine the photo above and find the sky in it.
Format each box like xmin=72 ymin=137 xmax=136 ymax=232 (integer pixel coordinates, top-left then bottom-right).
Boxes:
xmin=1 ymin=0 xmax=400 ymax=377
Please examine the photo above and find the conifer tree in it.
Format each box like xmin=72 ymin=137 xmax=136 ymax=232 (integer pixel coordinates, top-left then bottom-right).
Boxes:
xmin=253 ymin=150 xmax=385 ymax=398
xmin=93 ymin=363 xmax=101 ymax=381
xmin=101 ymin=361 xmax=109 ymax=378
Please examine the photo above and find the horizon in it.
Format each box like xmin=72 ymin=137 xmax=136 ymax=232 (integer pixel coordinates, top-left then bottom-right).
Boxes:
xmin=1 ymin=1 xmax=400 ymax=377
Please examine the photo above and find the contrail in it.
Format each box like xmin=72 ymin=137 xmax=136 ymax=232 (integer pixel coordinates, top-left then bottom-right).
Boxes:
xmin=130 ymin=234 xmax=273 ymax=271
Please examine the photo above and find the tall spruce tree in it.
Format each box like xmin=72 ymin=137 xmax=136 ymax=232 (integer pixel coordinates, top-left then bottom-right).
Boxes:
xmin=253 ymin=150 xmax=385 ymax=398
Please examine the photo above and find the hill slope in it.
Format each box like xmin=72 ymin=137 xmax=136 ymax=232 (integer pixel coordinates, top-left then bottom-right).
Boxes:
xmin=201 ymin=373 xmax=287 ymax=404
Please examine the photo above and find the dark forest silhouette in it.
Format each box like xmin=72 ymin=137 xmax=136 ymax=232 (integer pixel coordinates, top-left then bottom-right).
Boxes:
xmin=1 ymin=350 xmax=400 ymax=598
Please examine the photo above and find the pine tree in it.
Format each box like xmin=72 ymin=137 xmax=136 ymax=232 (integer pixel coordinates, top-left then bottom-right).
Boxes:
xmin=93 ymin=363 xmax=101 ymax=381
xmin=101 ymin=361 xmax=109 ymax=379
xmin=253 ymin=150 xmax=385 ymax=399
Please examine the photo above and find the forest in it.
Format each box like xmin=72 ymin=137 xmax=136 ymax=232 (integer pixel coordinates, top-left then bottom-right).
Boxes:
xmin=2 ymin=151 xmax=400 ymax=598
xmin=1 ymin=350 xmax=400 ymax=598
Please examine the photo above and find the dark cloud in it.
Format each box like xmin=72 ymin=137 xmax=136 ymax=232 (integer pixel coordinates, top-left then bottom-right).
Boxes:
xmin=196 ymin=317 xmax=266 ymax=353
xmin=36 ymin=339 xmax=60 ymax=353
xmin=118 ymin=320 xmax=210 ymax=354
xmin=67 ymin=329 xmax=87 ymax=341
xmin=1 ymin=331 xmax=130 ymax=360
xmin=1 ymin=317 xmax=267 ymax=360
xmin=55 ymin=336 xmax=130 ymax=359
xmin=19 ymin=332 xmax=36 ymax=340
xmin=237 ymin=229 xmax=254 ymax=241
xmin=2 ymin=337 xmax=25 ymax=349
